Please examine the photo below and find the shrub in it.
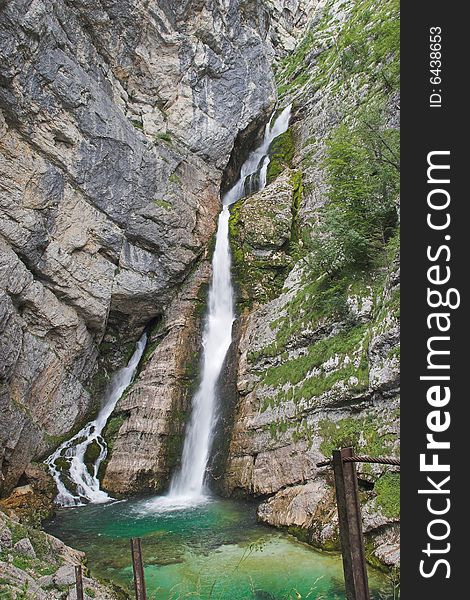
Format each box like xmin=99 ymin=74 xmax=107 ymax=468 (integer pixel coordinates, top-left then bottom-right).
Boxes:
xmin=311 ymin=102 xmax=399 ymax=275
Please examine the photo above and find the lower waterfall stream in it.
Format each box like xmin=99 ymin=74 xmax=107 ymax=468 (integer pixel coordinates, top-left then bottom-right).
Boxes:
xmin=44 ymin=106 xmax=391 ymax=599
xmin=45 ymin=333 xmax=148 ymax=506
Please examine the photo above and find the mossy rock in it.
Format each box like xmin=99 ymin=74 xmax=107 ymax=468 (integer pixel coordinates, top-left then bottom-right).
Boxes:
xmin=319 ymin=415 xmax=396 ymax=460
xmin=101 ymin=415 xmax=125 ymax=454
xmin=229 ymin=171 xmax=301 ymax=306
xmin=98 ymin=414 xmax=126 ymax=480
xmin=374 ymin=472 xmax=400 ymax=518
xmin=84 ymin=440 xmax=102 ymax=471
xmin=266 ymin=128 xmax=295 ymax=184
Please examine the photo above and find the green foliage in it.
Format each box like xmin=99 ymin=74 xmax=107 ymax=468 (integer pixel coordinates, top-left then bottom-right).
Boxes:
xmin=319 ymin=416 xmax=396 ymax=459
xmin=310 ymin=103 xmax=399 ymax=275
xmin=374 ymin=473 xmax=400 ymax=518
xmin=266 ymin=128 xmax=295 ymax=184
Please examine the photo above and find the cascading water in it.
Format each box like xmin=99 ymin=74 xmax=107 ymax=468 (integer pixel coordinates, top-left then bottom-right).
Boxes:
xmin=45 ymin=333 xmax=147 ymax=506
xmin=168 ymin=104 xmax=292 ymax=502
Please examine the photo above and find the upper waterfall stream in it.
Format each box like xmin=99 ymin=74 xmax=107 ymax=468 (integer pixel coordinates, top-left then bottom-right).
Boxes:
xmin=168 ymin=105 xmax=292 ymax=502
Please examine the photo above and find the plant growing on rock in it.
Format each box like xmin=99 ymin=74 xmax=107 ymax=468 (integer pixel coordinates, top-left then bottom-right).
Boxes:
xmin=310 ymin=103 xmax=399 ymax=276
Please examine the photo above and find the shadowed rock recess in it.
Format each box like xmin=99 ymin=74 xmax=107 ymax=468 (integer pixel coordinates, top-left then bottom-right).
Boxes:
xmin=1 ymin=0 xmax=399 ymax=575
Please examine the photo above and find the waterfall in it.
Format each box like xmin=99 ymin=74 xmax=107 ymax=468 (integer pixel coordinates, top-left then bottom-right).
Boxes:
xmin=168 ymin=104 xmax=292 ymax=502
xmin=45 ymin=333 xmax=147 ymax=506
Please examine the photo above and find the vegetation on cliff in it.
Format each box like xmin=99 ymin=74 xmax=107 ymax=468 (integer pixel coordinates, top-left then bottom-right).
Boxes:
xmin=225 ymin=0 xmax=400 ymax=569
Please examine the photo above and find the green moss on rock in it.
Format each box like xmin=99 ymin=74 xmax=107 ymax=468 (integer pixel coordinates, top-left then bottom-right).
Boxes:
xmin=153 ymin=198 xmax=172 ymax=210
xmin=266 ymin=128 xmax=295 ymax=184
xmin=263 ymin=323 xmax=368 ymax=388
xmin=84 ymin=440 xmax=102 ymax=471
xmin=229 ymin=176 xmax=297 ymax=306
xmin=374 ymin=472 xmax=400 ymax=518
xmin=319 ymin=416 xmax=396 ymax=459
xmin=102 ymin=415 xmax=125 ymax=454
xmin=99 ymin=414 xmax=126 ymax=480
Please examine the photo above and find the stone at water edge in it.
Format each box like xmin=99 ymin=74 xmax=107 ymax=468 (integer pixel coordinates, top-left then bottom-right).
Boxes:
xmin=13 ymin=537 xmax=37 ymax=558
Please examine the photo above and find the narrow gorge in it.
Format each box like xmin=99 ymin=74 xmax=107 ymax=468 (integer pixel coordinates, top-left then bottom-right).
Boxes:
xmin=1 ymin=0 xmax=400 ymax=598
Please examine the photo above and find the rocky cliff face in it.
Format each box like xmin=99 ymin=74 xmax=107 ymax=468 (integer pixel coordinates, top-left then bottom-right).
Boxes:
xmin=224 ymin=0 xmax=400 ymax=567
xmin=0 ymin=0 xmax=277 ymax=496
xmin=1 ymin=0 xmax=399 ymax=573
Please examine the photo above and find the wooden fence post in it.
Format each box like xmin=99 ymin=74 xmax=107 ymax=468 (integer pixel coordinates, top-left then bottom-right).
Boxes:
xmin=75 ymin=565 xmax=84 ymax=600
xmin=130 ymin=537 xmax=147 ymax=600
xmin=332 ymin=447 xmax=370 ymax=600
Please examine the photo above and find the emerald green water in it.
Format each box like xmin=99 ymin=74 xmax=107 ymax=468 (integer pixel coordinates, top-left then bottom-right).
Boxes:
xmin=45 ymin=496 xmax=390 ymax=599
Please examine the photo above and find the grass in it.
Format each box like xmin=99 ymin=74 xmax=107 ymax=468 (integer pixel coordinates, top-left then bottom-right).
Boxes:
xmin=319 ymin=416 xmax=397 ymax=459
xmin=374 ymin=472 xmax=400 ymax=519
xmin=155 ymin=132 xmax=172 ymax=143
xmin=153 ymin=198 xmax=173 ymax=210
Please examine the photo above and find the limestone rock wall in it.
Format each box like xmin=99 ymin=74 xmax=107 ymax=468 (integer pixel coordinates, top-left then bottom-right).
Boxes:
xmin=0 ymin=0 xmax=276 ymax=495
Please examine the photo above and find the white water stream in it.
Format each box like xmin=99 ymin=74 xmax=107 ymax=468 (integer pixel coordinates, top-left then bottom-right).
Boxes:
xmin=45 ymin=333 xmax=147 ymax=506
xmin=45 ymin=104 xmax=291 ymax=509
xmin=168 ymin=105 xmax=292 ymax=503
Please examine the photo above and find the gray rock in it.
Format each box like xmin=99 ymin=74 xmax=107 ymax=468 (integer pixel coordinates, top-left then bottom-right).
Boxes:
xmin=0 ymin=522 xmax=13 ymax=550
xmin=0 ymin=561 xmax=49 ymax=599
xmin=53 ymin=564 xmax=76 ymax=586
xmin=0 ymin=0 xmax=276 ymax=494
xmin=13 ymin=537 xmax=36 ymax=558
